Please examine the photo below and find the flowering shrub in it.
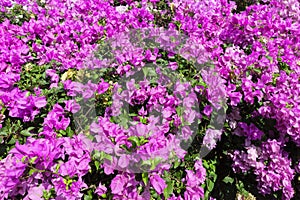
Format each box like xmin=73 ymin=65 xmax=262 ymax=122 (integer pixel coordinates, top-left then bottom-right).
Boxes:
xmin=0 ymin=0 xmax=300 ymax=199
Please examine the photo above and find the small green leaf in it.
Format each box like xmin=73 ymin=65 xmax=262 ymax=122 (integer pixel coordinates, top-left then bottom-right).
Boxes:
xmin=66 ymin=127 xmax=74 ymax=137
xmin=102 ymin=152 xmax=113 ymax=161
xmin=223 ymin=176 xmax=234 ymax=184
xmin=142 ymin=67 xmax=149 ymax=77
xmin=207 ymin=179 xmax=214 ymax=192
xmin=140 ymin=117 xmax=147 ymax=124
xmin=58 ymin=98 xmax=66 ymax=103
xmin=8 ymin=137 xmax=16 ymax=145
xmin=176 ymin=106 xmax=183 ymax=116
xmin=55 ymin=164 xmax=60 ymax=173
xmin=21 ymin=156 xmax=27 ymax=163
xmin=173 ymin=159 xmax=181 ymax=168
xmin=20 ymin=130 xmax=32 ymax=136
xmin=151 ymin=157 xmax=162 ymax=170
xmin=83 ymin=194 xmax=93 ymax=200
xmin=30 ymin=156 xmax=38 ymax=164
xmin=94 ymin=160 xmax=100 ymax=170
xmin=163 ymin=181 xmax=173 ymax=198
xmin=128 ymin=136 xmax=140 ymax=147
xmin=59 ymin=130 xmax=66 ymax=136
xmin=129 ymin=113 xmax=138 ymax=117
xmin=141 ymin=160 xmax=151 ymax=170
xmin=29 ymin=168 xmax=36 ymax=176
xmin=0 ymin=130 xmax=8 ymax=136
xmin=140 ymin=137 xmax=148 ymax=145
xmin=253 ymin=68 xmax=261 ymax=74
xmin=142 ymin=172 xmax=149 ymax=185
xmin=202 ymin=160 xmax=209 ymax=169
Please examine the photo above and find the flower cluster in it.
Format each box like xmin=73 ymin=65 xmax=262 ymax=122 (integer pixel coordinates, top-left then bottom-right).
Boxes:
xmin=230 ymin=140 xmax=295 ymax=200
xmin=0 ymin=135 xmax=91 ymax=199
xmin=0 ymin=0 xmax=299 ymax=199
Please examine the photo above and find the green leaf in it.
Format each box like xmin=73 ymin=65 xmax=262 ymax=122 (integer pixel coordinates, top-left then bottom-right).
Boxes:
xmin=30 ymin=156 xmax=38 ymax=164
xmin=83 ymin=194 xmax=93 ymax=200
xmin=66 ymin=127 xmax=74 ymax=137
xmin=43 ymin=190 xmax=53 ymax=200
xmin=174 ymin=159 xmax=180 ymax=169
xmin=209 ymin=163 xmax=216 ymax=171
xmin=207 ymin=179 xmax=215 ymax=192
xmin=55 ymin=164 xmax=60 ymax=173
xmin=142 ymin=172 xmax=149 ymax=185
xmin=142 ymin=67 xmax=149 ymax=77
xmin=58 ymin=98 xmax=66 ymax=103
xmin=176 ymin=106 xmax=183 ymax=116
xmin=210 ymin=172 xmax=217 ymax=182
xmin=8 ymin=137 xmax=16 ymax=145
xmin=118 ymin=112 xmax=129 ymax=129
xmin=151 ymin=157 xmax=162 ymax=170
xmin=223 ymin=176 xmax=234 ymax=184
xmin=140 ymin=117 xmax=147 ymax=124
xmin=253 ymin=68 xmax=261 ymax=74
xmin=102 ymin=152 xmax=113 ymax=162
xmin=128 ymin=136 xmax=140 ymax=147
xmin=140 ymin=136 xmax=148 ymax=145
xmin=29 ymin=168 xmax=36 ymax=176
xmin=266 ymin=55 xmax=273 ymax=62
xmin=22 ymin=156 xmax=27 ymax=163
xmin=204 ymin=190 xmax=210 ymax=200
xmin=129 ymin=113 xmax=138 ymax=117
xmin=94 ymin=160 xmax=100 ymax=170
xmin=163 ymin=181 xmax=174 ymax=199
xmin=236 ymin=180 xmax=248 ymax=195
xmin=0 ymin=130 xmax=8 ymax=136
xmin=141 ymin=160 xmax=151 ymax=170
xmin=202 ymin=160 xmax=209 ymax=169
xmin=20 ymin=130 xmax=32 ymax=136
xmin=59 ymin=130 xmax=66 ymax=136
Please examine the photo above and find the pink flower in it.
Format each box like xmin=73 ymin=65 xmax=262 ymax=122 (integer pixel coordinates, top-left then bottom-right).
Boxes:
xmin=33 ymin=96 xmax=47 ymax=108
xmin=184 ymin=186 xmax=204 ymax=200
xmin=97 ymin=79 xmax=110 ymax=94
xmin=64 ymin=100 xmax=81 ymax=113
xmin=150 ymin=174 xmax=167 ymax=194
xmin=203 ymin=129 xmax=222 ymax=150
xmin=95 ymin=183 xmax=107 ymax=196
xmin=203 ymin=105 xmax=213 ymax=116
xmin=168 ymin=62 xmax=178 ymax=70
xmin=110 ymin=174 xmax=127 ymax=194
